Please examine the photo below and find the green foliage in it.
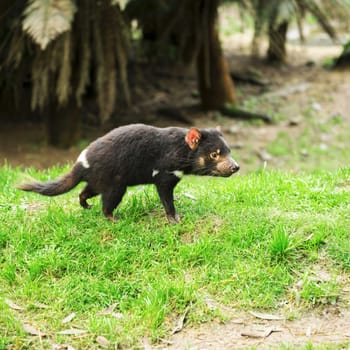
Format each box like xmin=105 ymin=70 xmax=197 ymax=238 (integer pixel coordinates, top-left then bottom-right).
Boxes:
xmin=270 ymin=226 xmax=291 ymax=261
xmin=0 ymin=166 xmax=350 ymax=347
xmin=299 ymin=276 xmax=340 ymax=306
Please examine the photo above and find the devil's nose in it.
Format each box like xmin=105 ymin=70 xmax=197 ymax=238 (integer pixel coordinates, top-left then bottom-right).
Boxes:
xmin=231 ymin=163 xmax=240 ymax=173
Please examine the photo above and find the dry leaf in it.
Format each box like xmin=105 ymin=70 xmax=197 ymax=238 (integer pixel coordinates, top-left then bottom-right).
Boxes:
xmin=111 ymin=312 xmax=124 ymax=320
xmin=22 ymin=0 xmax=76 ymax=50
xmin=204 ymin=298 xmax=216 ymax=311
xmin=96 ymin=335 xmax=110 ymax=347
xmin=142 ymin=337 xmax=152 ymax=350
xmin=5 ymin=298 xmax=22 ymax=311
xmin=33 ymin=302 xmax=49 ymax=309
xmin=249 ymin=311 xmax=284 ymax=321
xmin=23 ymin=323 xmax=46 ymax=337
xmin=241 ymin=327 xmax=273 ymax=338
xmin=159 ymin=338 xmax=173 ymax=345
xmin=52 ymin=344 xmax=76 ymax=350
xmin=241 ymin=326 xmax=282 ymax=338
xmin=184 ymin=193 xmax=197 ymax=200
xmin=99 ymin=303 xmax=117 ymax=315
xmin=171 ymin=306 xmax=190 ymax=335
xmin=231 ymin=318 xmax=245 ymax=324
xmin=62 ymin=312 xmax=76 ymax=324
xmin=57 ymin=329 xmax=87 ymax=335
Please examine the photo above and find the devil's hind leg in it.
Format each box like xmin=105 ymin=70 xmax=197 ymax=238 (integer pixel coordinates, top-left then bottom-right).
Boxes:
xmin=79 ymin=184 xmax=98 ymax=209
xmin=101 ymin=186 xmax=126 ymax=221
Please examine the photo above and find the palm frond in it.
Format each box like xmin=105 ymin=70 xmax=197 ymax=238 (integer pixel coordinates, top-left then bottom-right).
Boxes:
xmin=297 ymin=0 xmax=337 ymax=39
xmin=274 ymin=0 xmax=296 ymax=28
xmin=56 ymin=32 xmax=72 ymax=105
xmin=22 ymin=0 xmax=76 ymax=50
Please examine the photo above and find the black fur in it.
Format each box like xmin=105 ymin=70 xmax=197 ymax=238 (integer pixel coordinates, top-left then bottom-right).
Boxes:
xmin=17 ymin=124 xmax=239 ymax=222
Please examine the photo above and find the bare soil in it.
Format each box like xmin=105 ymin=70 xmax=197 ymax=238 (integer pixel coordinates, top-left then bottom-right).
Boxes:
xmin=1 ymin=25 xmax=350 ymax=349
xmin=165 ymin=308 xmax=350 ymax=349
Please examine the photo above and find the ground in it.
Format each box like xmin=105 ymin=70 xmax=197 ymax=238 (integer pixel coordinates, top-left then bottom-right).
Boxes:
xmin=1 ymin=19 xmax=350 ymax=350
xmin=166 ymin=308 xmax=350 ymax=349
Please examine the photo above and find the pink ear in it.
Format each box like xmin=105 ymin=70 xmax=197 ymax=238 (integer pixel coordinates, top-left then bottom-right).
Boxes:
xmin=185 ymin=128 xmax=201 ymax=150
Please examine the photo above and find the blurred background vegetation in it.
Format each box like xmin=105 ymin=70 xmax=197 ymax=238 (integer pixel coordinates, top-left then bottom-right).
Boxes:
xmin=0 ymin=0 xmax=350 ymax=148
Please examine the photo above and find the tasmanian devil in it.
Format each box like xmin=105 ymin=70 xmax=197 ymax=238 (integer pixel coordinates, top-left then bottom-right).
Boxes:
xmin=17 ymin=124 xmax=239 ymax=223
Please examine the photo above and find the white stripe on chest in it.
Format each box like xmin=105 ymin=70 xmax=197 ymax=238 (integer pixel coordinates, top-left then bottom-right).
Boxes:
xmin=171 ymin=170 xmax=184 ymax=178
xmin=77 ymin=149 xmax=90 ymax=168
xmin=152 ymin=169 xmax=184 ymax=178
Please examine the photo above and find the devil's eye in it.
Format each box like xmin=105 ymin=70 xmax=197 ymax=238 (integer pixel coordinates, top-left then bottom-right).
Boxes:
xmin=210 ymin=152 xmax=219 ymax=160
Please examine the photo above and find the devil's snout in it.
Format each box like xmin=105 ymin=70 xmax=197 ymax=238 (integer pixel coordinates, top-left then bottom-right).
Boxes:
xmin=216 ymin=157 xmax=240 ymax=176
xmin=230 ymin=161 xmax=240 ymax=174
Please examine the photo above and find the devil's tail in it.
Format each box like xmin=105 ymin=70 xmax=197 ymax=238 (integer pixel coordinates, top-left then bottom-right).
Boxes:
xmin=16 ymin=164 xmax=84 ymax=197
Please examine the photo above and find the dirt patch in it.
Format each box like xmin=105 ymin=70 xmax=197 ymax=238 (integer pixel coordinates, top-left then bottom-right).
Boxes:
xmin=165 ymin=308 xmax=350 ymax=349
xmin=0 ymin=123 xmax=82 ymax=169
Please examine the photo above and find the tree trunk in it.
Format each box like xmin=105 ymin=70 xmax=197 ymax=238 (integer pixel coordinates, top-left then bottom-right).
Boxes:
xmin=196 ymin=0 xmax=237 ymax=110
xmin=333 ymin=40 xmax=350 ymax=68
xmin=267 ymin=20 xmax=289 ymax=63
xmin=46 ymin=100 xmax=81 ymax=148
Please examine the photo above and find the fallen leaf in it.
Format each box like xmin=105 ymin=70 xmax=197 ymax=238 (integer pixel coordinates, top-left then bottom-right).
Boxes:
xmin=52 ymin=344 xmax=76 ymax=350
xmin=23 ymin=323 xmax=45 ymax=337
xmin=99 ymin=303 xmax=117 ymax=315
xmin=57 ymin=329 xmax=87 ymax=335
xmin=183 ymin=193 xmax=197 ymax=200
xmin=62 ymin=312 xmax=76 ymax=324
xmin=241 ymin=326 xmax=282 ymax=338
xmin=171 ymin=305 xmax=190 ymax=335
xmin=204 ymin=298 xmax=216 ymax=311
xmin=111 ymin=312 xmax=124 ymax=320
xmin=142 ymin=337 xmax=152 ymax=350
xmin=241 ymin=327 xmax=272 ymax=338
xmin=159 ymin=338 xmax=173 ymax=345
xmin=249 ymin=311 xmax=284 ymax=321
xmin=231 ymin=318 xmax=245 ymax=324
xmin=96 ymin=335 xmax=110 ymax=347
xmin=5 ymin=298 xmax=22 ymax=311
xmin=33 ymin=302 xmax=49 ymax=309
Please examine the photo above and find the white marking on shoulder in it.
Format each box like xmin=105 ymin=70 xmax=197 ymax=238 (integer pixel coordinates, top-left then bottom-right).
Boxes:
xmin=77 ymin=149 xmax=90 ymax=168
xmin=152 ymin=169 xmax=160 ymax=177
xmin=172 ymin=170 xmax=184 ymax=178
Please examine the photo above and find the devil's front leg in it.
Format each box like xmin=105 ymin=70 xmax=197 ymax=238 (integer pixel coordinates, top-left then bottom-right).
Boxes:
xmin=155 ymin=176 xmax=181 ymax=224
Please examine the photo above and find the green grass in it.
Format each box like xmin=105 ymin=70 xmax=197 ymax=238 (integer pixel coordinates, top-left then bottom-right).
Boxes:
xmin=1 ymin=166 xmax=350 ymax=348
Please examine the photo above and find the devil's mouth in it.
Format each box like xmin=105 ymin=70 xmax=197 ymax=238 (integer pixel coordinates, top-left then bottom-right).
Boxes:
xmin=210 ymin=169 xmax=235 ymax=177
